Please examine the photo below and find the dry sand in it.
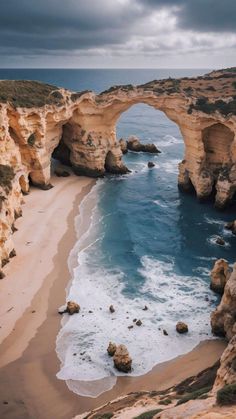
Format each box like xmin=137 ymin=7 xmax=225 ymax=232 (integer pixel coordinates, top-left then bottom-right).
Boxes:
xmin=0 ymin=171 xmax=227 ymax=419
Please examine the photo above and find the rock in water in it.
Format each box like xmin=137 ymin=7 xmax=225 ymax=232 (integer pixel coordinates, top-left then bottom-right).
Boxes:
xmin=225 ymin=220 xmax=236 ymax=235
xmin=109 ymin=304 xmax=115 ymax=313
xmin=127 ymin=136 xmax=160 ymax=154
xmin=148 ymin=162 xmax=155 ymax=168
xmin=136 ymin=319 xmax=142 ymax=326
xmin=119 ymin=138 xmax=128 ymax=154
xmin=176 ymin=321 xmax=188 ymax=334
xmin=216 ymin=237 xmax=225 ymax=246
xmin=107 ymin=342 xmax=117 ymax=356
xmin=210 ymin=259 xmax=231 ymax=295
xmin=113 ymin=344 xmax=132 ymax=373
xmin=66 ymin=301 xmax=80 ymax=315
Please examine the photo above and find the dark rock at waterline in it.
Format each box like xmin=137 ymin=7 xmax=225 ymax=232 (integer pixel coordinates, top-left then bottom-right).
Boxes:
xmin=142 ymin=305 xmax=148 ymax=311
xmin=119 ymin=138 xmax=128 ymax=154
xmin=216 ymin=237 xmax=225 ymax=246
xmin=127 ymin=136 xmax=161 ymax=154
xmin=109 ymin=304 xmax=115 ymax=313
xmin=113 ymin=344 xmax=132 ymax=373
xmin=225 ymin=220 xmax=236 ymax=235
xmin=176 ymin=321 xmax=188 ymax=334
xmin=58 ymin=301 xmax=80 ymax=315
xmin=163 ymin=329 xmax=168 ymax=336
xmin=136 ymin=319 xmax=142 ymax=326
xmin=107 ymin=342 xmax=117 ymax=356
xmin=148 ymin=161 xmax=155 ymax=168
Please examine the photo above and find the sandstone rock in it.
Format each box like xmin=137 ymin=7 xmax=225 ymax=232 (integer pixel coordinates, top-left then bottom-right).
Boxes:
xmin=119 ymin=138 xmax=128 ymax=154
xmin=214 ymin=335 xmax=236 ymax=391
xmin=113 ymin=344 xmax=132 ymax=373
xmin=127 ymin=136 xmax=160 ymax=154
xmin=109 ymin=305 xmax=115 ymax=313
xmin=210 ymin=259 xmax=231 ymax=295
xmin=225 ymin=221 xmax=236 ymax=235
xmin=216 ymin=237 xmax=225 ymax=246
xmin=176 ymin=321 xmax=188 ymax=334
xmin=64 ymin=301 xmax=80 ymax=315
xmin=211 ymin=264 xmax=236 ymax=339
xmin=1 ymin=71 xmax=236 ymax=270
xmin=107 ymin=342 xmax=117 ymax=356
xmin=148 ymin=161 xmax=155 ymax=168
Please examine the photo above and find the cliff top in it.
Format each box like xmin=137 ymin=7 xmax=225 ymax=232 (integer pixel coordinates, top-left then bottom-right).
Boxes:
xmin=0 ymin=67 xmax=235 ymax=111
xmin=0 ymin=80 xmax=65 ymax=108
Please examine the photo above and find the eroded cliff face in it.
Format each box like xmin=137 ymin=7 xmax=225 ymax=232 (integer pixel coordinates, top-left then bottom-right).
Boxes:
xmin=0 ymin=69 xmax=236 ymax=269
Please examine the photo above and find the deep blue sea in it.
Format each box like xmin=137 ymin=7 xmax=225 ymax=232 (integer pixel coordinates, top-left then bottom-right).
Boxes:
xmin=2 ymin=69 xmax=236 ymax=397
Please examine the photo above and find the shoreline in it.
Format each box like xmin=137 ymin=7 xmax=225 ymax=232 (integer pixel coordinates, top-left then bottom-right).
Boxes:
xmin=0 ymin=172 xmax=227 ymax=419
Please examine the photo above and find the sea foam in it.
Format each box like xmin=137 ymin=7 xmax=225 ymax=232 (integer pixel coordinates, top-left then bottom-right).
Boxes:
xmin=56 ymin=186 xmax=217 ymax=397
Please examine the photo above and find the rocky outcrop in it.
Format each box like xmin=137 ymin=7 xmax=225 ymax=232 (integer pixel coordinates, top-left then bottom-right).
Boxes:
xmin=210 ymin=259 xmax=231 ymax=295
xmin=225 ymin=220 xmax=236 ymax=235
xmin=113 ymin=344 xmax=132 ymax=373
xmin=58 ymin=301 xmax=80 ymax=315
xmin=119 ymin=138 xmax=128 ymax=154
xmin=127 ymin=136 xmax=160 ymax=153
xmin=214 ymin=336 xmax=236 ymax=391
xmin=0 ymin=68 xmax=236 ymax=268
xmin=211 ymin=264 xmax=236 ymax=339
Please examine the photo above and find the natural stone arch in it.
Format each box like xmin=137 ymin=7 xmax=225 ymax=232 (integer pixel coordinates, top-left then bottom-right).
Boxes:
xmin=202 ymin=123 xmax=234 ymax=167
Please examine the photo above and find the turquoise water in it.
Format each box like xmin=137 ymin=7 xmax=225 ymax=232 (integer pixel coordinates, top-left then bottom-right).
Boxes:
xmin=2 ymin=69 xmax=235 ymax=396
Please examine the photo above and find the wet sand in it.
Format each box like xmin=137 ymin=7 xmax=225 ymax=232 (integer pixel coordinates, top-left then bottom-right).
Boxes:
xmin=0 ymin=172 xmax=227 ymax=419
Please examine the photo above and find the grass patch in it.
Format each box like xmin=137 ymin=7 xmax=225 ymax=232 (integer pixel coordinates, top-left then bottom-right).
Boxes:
xmin=0 ymin=165 xmax=15 ymax=192
xmin=134 ymin=409 xmax=163 ymax=419
xmin=217 ymin=382 xmax=236 ymax=406
xmin=176 ymin=386 xmax=211 ymax=406
xmin=0 ymin=80 xmax=64 ymax=108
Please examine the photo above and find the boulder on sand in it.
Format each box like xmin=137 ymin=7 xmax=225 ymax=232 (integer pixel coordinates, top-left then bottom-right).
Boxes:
xmin=113 ymin=344 xmax=132 ymax=373
xmin=58 ymin=301 xmax=80 ymax=315
xmin=176 ymin=321 xmax=188 ymax=334
xmin=210 ymin=259 xmax=231 ymax=295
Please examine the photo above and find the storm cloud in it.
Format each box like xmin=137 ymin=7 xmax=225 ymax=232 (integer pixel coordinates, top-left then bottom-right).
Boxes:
xmin=0 ymin=0 xmax=235 ymax=67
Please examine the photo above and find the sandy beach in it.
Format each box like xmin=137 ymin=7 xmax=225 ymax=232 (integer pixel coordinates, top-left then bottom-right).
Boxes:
xmin=0 ymin=170 xmax=227 ymax=419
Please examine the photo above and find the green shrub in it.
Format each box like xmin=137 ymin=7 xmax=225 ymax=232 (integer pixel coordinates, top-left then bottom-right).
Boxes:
xmin=134 ymin=409 xmax=162 ymax=419
xmin=93 ymin=414 xmax=113 ymax=419
xmin=217 ymin=382 xmax=236 ymax=405
xmin=232 ymin=81 xmax=236 ymax=89
xmin=176 ymin=386 xmax=211 ymax=406
xmin=158 ymin=398 xmax=172 ymax=405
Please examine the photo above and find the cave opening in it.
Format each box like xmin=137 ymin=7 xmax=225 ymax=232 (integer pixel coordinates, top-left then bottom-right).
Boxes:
xmin=202 ymin=123 xmax=234 ymax=167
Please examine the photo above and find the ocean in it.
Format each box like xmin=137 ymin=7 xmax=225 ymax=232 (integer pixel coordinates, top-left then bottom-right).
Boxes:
xmin=2 ymin=69 xmax=236 ymax=397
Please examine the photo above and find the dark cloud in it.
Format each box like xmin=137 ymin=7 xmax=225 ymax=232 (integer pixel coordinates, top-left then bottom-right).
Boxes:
xmin=138 ymin=0 xmax=236 ymax=32
xmin=0 ymin=0 xmax=235 ymax=66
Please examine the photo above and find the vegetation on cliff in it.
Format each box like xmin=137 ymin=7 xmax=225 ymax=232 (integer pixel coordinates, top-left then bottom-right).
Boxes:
xmin=0 ymin=80 xmax=64 ymax=108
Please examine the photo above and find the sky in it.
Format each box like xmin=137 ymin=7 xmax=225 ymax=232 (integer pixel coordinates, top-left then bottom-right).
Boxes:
xmin=1 ymin=0 xmax=236 ymax=68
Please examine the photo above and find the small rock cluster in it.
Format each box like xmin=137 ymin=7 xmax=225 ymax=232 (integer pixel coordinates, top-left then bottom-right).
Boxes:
xmin=107 ymin=342 xmax=132 ymax=373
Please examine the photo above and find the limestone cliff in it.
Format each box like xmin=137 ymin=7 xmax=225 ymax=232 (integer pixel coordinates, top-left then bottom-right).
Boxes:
xmin=0 ymin=68 xmax=236 ymax=270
